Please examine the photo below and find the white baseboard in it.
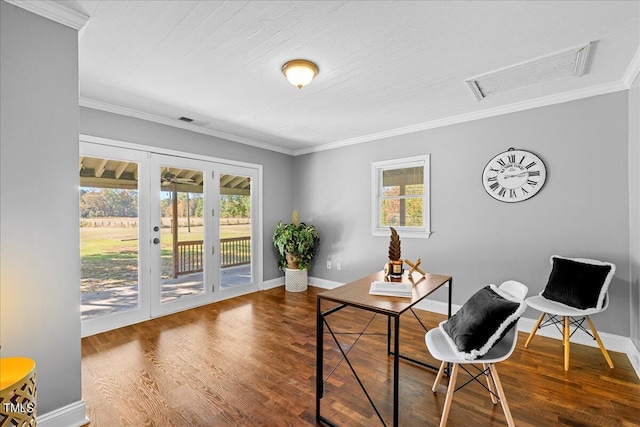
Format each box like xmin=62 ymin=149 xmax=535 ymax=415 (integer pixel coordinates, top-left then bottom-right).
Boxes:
xmin=628 ymin=341 xmax=640 ymax=378
xmin=37 ymin=400 xmax=89 ymax=427
xmin=308 ymin=276 xmax=342 ymax=290
xmin=413 ymin=297 xmax=460 ymax=315
xmin=263 ymin=276 xmax=341 ymax=291
xmin=262 ymin=276 xmax=284 ymax=290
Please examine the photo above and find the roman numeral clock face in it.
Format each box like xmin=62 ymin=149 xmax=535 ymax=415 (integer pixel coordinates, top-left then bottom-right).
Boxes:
xmin=482 ymin=149 xmax=547 ymax=202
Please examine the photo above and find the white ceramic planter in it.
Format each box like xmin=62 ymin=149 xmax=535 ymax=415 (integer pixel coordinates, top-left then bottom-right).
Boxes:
xmin=285 ymin=268 xmax=308 ymax=292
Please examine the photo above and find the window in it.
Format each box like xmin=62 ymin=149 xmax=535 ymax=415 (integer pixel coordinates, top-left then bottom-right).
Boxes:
xmin=371 ymin=155 xmax=430 ymax=238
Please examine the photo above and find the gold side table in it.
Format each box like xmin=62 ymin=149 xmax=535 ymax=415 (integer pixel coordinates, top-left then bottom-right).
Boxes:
xmin=0 ymin=357 xmax=37 ymax=427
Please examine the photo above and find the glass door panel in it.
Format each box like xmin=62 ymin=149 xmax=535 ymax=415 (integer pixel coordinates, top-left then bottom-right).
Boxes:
xmin=80 ymin=156 xmax=140 ymax=320
xmin=159 ymin=167 xmax=205 ymax=301
xmin=80 ymin=143 xmax=150 ymax=337
xmin=151 ymin=155 xmax=213 ymax=316
xmin=218 ymin=167 xmax=258 ymax=298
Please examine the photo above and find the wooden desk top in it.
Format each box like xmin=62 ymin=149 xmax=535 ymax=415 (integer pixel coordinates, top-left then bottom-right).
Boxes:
xmin=318 ymin=271 xmax=451 ymax=316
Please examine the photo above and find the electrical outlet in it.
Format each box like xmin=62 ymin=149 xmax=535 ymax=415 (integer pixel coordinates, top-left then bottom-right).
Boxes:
xmin=336 ymin=261 xmax=341 ymax=270
xmin=326 ymin=259 xmax=332 ymax=269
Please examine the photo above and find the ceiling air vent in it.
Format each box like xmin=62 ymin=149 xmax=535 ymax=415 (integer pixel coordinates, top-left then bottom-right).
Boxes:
xmin=178 ymin=116 xmax=194 ymax=123
xmin=466 ymin=43 xmax=591 ymax=101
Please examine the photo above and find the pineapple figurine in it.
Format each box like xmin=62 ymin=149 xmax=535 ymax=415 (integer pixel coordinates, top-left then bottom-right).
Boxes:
xmin=388 ymin=227 xmax=403 ymax=278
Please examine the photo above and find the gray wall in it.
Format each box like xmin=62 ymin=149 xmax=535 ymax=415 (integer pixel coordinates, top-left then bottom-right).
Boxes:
xmin=0 ymin=1 xmax=83 ymax=416
xmin=0 ymin=5 xmax=635 ymax=425
xmin=295 ymin=92 xmax=631 ymax=336
xmin=630 ymin=71 xmax=640 ymax=350
xmin=79 ymin=107 xmax=294 ymax=281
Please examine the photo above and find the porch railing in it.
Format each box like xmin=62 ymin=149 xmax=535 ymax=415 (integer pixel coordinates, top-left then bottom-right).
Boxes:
xmin=174 ymin=237 xmax=251 ymax=277
xmin=175 ymin=240 xmax=204 ymax=277
xmin=220 ymin=236 xmax=251 ymax=268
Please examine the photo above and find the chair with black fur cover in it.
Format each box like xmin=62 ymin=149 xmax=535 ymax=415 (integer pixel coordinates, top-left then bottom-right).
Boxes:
xmin=425 ymin=280 xmax=528 ymax=427
xmin=524 ymin=255 xmax=615 ymax=371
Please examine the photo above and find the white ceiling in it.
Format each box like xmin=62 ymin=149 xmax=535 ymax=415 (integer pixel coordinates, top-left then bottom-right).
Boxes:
xmin=63 ymin=1 xmax=640 ymax=155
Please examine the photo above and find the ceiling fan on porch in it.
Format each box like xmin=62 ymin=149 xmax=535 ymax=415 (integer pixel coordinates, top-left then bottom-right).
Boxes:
xmin=161 ymin=172 xmax=197 ymax=186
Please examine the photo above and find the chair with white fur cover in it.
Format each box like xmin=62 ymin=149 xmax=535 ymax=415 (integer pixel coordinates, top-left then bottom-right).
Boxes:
xmin=524 ymin=255 xmax=615 ymax=371
xmin=425 ymin=280 xmax=528 ymax=427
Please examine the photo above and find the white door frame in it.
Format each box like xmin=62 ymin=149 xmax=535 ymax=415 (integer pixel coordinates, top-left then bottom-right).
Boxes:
xmin=150 ymin=153 xmax=215 ymax=317
xmin=80 ymin=135 xmax=263 ymax=336
xmin=215 ymin=163 xmax=261 ymax=301
xmin=80 ymin=142 xmax=151 ymax=337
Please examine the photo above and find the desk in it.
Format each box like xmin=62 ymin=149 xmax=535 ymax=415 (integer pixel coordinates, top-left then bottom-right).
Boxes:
xmin=0 ymin=357 xmax=37 ymax=426
xmin=316 ymin=271 xmax=452 ymax=427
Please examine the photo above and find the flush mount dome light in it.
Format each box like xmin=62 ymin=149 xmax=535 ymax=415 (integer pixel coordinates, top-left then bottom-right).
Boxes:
xmin=282 ymin=59 xmax=318 ymax=89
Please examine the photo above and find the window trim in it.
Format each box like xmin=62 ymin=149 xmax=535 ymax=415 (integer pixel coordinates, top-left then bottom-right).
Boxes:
xmin=371 ymin=154 xmax=431 ymax=239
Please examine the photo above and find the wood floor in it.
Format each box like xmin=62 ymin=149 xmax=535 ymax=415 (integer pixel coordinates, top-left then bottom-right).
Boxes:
xmin=82 ymin=286 xmax=640 ymax=427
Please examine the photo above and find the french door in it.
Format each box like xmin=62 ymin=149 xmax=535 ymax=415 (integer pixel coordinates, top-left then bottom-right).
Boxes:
xmin=150 ymin=155 xmax=213 ymax=316
xmin=80 ymin=143 xmax=150 ymax=336
xmin=81 ymin=142 xmax=260 ymax=336
xmin=216 ymin=164 xmax=259 ymax=299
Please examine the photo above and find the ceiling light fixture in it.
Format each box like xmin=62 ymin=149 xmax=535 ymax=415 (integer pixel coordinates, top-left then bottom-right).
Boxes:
xmin=282 ymin=59 xmax=318 ymax=89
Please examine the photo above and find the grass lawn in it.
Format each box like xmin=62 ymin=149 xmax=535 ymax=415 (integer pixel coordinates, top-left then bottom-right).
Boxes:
xmin=81 ymin=222 xmax=250 ymax=292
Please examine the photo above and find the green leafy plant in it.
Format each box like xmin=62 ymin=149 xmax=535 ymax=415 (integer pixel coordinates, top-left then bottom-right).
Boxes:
xmin=273 ymin=210 xmax=320 ymax=271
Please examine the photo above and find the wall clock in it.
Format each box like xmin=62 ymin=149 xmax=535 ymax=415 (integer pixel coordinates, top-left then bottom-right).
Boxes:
xmin=482 ymin=148 xmax=547 ymax=203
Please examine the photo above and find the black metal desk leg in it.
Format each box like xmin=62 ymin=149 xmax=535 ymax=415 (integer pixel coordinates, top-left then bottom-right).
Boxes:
xmin=316 ymin=297 xmax=323 ymax=419
xmin=393 ymin=314 xmax=400 ymax=427
xmin=448 ymin=279 xmax=452 ymax=319
xmin=387 ymin=315 xmax=392 ymax=355
xmin=447 ymin=279 xmax=453 ymax=378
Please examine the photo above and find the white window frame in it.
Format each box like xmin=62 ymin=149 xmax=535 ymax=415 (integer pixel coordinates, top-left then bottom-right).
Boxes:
xmin=371 ymin=154 xmax=431 ymax=239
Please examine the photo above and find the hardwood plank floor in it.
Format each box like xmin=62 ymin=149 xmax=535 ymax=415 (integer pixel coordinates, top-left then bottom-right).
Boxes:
xmin=82 ymin=286 xmax=640 ymax=426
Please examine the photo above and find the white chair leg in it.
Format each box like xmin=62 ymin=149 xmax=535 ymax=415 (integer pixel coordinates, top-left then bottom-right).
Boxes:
xmin=432 ymin=361 xmax=447 ymax=392
xmin=489 ymin=364 xmax=515 ymax=427
xmin=483 ymin=363 xmax=498 ymax=404
xmin=439 ymin=363 xmax=459 ymax=427
xmin=585 ymin=316 xmax=614 ymax=369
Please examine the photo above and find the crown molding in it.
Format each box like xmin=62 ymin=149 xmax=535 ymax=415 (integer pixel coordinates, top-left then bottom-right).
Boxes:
xmin=5 ymin=0 xmax=89 ymax=30
xmin=293 ymin=79 xmax=629 ymax=156
xmin=79 ymin=97 xmax=295 ymax=156
xmin=80 ymin=76 xmax=631 ymax=158
xmin=623 ymin=45 xmax=640 ymax=88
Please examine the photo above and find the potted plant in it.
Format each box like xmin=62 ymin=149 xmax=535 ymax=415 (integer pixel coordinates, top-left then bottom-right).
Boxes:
xmin=273 ymin=210 xmax=320 ymax=291
xmin=387 ymin=227 xmax=403 ymax=278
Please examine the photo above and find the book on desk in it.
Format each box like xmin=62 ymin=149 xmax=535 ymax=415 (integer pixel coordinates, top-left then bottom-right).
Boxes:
xmin=369 ymin=280 xmax=413 ymax=298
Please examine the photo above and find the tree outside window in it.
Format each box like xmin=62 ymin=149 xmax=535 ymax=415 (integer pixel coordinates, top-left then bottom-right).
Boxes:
xmin=372 ymin=155 xmax=430 ymax=238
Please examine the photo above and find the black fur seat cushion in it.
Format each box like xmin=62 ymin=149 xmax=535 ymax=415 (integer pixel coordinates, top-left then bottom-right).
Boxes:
xmin=541 ymin=256 xmax=614 ymax=310
xmin=441 ymin=284 xmax=526 ymax=360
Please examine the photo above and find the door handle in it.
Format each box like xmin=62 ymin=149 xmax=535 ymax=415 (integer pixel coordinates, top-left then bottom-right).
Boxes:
xmin=153 ymin=226 xmax=160 ymax=232
xmin=153 ymin=238 xmax=160 ymax=244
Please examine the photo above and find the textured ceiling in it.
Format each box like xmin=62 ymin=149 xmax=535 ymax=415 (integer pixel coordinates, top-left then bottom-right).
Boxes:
xmin=69 ymin=1 xmax=640 ymax=155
